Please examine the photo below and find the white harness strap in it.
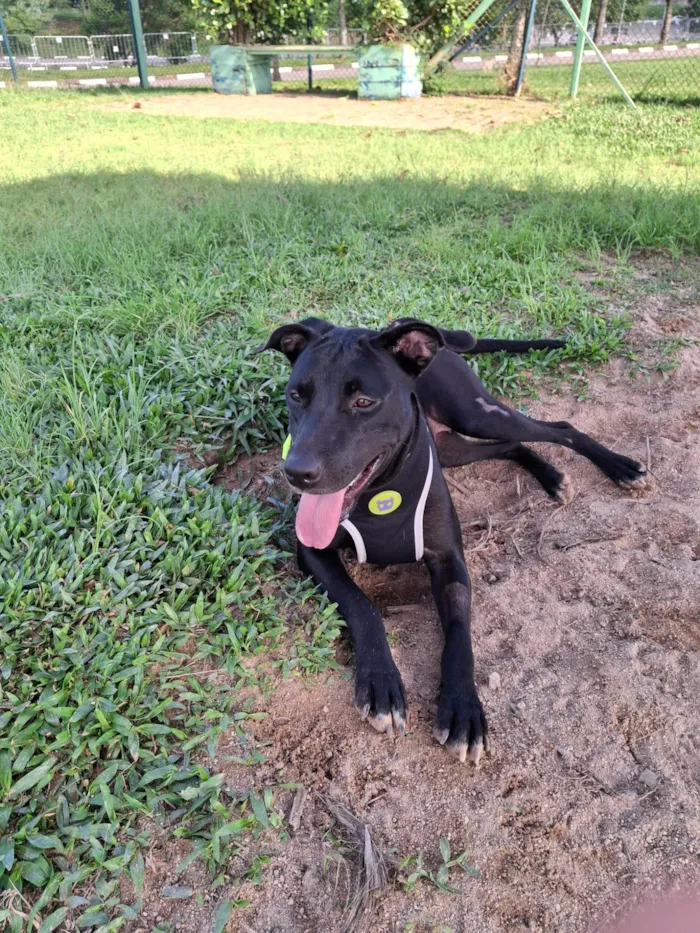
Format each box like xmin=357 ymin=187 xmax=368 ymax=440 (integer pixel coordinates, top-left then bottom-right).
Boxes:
xmin=340 ymin=445 xmax=434 ymax=565
xmin=340 ymin=518 xmax=368 ymax=563
xmin=413 ymin=447 xmax=433 ymax=561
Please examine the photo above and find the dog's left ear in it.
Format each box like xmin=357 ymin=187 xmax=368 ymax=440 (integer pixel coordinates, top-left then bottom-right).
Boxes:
xmin=256 ymin=323 xmax=317 ymax=365
xmin=373 ymin=319 xmax=445 ymax=376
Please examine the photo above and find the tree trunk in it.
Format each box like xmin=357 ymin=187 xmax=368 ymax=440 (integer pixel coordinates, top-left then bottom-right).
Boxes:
xmin=660 ymin=0 xmax=673 ymax=41
xmin=338 ymin=0 xmax=348 ymax=45
xmin=593 ymin=0 xmax=609 ymax=44
xmin=272 ymin=55 xmax=281 ymax=81
xmin=504 ymin=0 xmax=529 ymax=95
xmin=227 ymin=23 xmax=251 ymax=45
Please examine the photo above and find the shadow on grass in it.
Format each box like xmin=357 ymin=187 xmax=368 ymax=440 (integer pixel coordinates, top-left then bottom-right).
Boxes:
xmin=2 ymin=166 xmax=699 ymax=407
xmin=3 ymin=167 xmax=699 ymax=258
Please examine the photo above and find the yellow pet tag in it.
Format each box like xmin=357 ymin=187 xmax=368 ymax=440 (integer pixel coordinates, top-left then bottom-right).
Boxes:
xmin=368 ymin=491 xmax=402 ymax=515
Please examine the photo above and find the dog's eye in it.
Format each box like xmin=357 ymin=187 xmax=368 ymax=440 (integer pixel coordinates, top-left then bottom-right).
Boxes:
xmin=289 ymin=390 xmax=302 ymax=403
xmin=354 ymin=397 xmax=374 ymax=409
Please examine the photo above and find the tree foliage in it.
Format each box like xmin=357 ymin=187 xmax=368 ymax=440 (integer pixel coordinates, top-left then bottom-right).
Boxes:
xmin=3 ymin=0 xmax=48 ymax=33
xmin=81 ymin=0 xmax=197 ymax=35
xmin=3 ymin=0 xmax=199 ymax=36
xmin=189 ymin=0 xmax=329 ymax=44
xmin=345 ymin=0 xmax=482 ymax=53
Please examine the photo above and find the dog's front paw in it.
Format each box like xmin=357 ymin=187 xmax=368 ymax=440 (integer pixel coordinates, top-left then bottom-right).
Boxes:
xmin=609 ymin=454 xmax=649 ymax=491
xmin=355 ymin=662 xmax=407 ymax=738
xmin=434 ymin=684 xmax=488 ymax=764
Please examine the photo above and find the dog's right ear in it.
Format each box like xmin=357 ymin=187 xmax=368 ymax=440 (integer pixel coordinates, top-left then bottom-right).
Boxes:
xmin=256 ymin=323 xmax=317 ymax=365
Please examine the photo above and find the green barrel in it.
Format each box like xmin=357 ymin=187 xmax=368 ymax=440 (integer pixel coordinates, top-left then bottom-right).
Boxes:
xmin=210 ymin=46 xmax=273 ymax=95
xmin=358 ymin=44 xmax=422 ymax=100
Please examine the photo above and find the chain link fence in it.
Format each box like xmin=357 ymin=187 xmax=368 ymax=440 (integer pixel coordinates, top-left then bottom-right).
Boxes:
xmin=0 ymin=27 xmax=362 ymax=88
xmin=0 ymin=29 xmax=212 ymax=86
xmin=439 ymin=0 xmax=700 ymax=102
xmin=1 ymin=3 xmax=697 ymax=99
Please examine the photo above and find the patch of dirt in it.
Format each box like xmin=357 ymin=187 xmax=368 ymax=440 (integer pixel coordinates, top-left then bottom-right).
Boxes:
xmin=102 ymin=93 xmax=555 ymax=134
xmin=130 ymin=258 xmax=700 ymax=933
xmin=217 ymin=445 xmax=285 ymax=496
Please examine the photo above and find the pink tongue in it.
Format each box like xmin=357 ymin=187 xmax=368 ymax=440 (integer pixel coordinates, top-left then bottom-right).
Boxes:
xmin=296 ymin=489 xmax=348 ymax=549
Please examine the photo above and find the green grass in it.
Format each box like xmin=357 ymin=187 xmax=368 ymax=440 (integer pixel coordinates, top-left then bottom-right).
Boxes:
xmin=1 ymin=89 xmax=699 ymax=928
xmin=14 ymin=61 xmax=212 ymax=84
xmin=283 ymin=55 xmax=700 ymax=103
xmin=435 ymin=56 xmax=700 ymax=104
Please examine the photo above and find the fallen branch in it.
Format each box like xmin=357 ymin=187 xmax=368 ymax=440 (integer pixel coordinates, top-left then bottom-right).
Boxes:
xmin=317 ymin=794 xmax=389 ymax=933
xmin=289 ymin=786 xmax=308 ymax=832
xmin=466 ymin=513 xmax=493 ymax=552
xmin=446 ymin=475 xmax=473 ymax=501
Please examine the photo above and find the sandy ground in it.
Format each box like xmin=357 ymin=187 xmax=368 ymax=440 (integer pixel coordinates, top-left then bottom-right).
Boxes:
xmin=126 ymin=256 xmax=699 ymax=933
xmin=104 ymin=93 xmax=555 ymax=133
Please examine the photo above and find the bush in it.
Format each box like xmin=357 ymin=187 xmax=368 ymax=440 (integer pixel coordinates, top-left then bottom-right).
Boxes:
xmin=190 ymin=0 xmax=329 ymax=45
xmin=348 ymin=0 xmax=477 ymax=56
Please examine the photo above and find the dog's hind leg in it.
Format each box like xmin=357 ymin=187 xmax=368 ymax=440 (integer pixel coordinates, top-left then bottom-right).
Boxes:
xmin=435 ymin=433 xmax=574 ymax=504
xmin=418 ymin=350 xmax=647 ymax=490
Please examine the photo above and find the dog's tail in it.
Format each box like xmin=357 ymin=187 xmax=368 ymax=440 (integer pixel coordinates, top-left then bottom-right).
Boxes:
xmin=436 ymin=326 xmax=566 ymax=356
xmin=466 ymin=338 xmax=566 ymax=355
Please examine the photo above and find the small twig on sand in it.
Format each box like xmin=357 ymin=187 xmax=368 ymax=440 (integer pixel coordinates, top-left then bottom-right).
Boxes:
xmin=384 ymin=604 xmax=423 ymax=615
xmin=537 ymin=505 xmax=566 ymax=561
xmin=555 ymin=534 xmax=624 ymax=552
xmin=511 ymin=535 xmax=524 ymax=559
xmin=0 ymin=885 xmax=40 ymax=931
xmin=317 ymin=794 xmax=389 ymax=933
xmin=166 ymin=668 xmax=223 ymax=679
xmin=516 ymin=474 xmax=521 ymax=498
xmin=635 ymin=782 xmax=662 ymax=801
xmin=466 ymin=513 xmax=493 ymax=552
xmin=289 ymin=786 xmax=308 ymax=832
xmin=646 ymin=434 xmax=652 ymax=473
xmin=446 ymin=475 xmax=472 ymax=501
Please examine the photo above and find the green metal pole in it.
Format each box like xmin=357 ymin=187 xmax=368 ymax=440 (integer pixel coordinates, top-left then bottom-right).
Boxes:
xmin=569 ymin=0 xmax=592 ymax=97
xmin=558 ymin=0 xmax=635 ymax=106
xmin=306 ymin=13 xmax=313 ymax=91
xmin=426 ymin=0 xmax=500 ymax=72
xmin=0 ymin=10 xmax=18 ymax=83
xmin=515 ymin=0 xmax=538 ymax=96
xmin=127 ymin=0 xmax=149 ymax=89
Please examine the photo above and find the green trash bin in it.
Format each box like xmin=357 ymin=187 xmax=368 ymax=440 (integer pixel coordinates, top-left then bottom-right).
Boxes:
xmin=210 ymin=45 xmax=273 ymax=95
xmin=358 ymin=44 xmax=422 ymax=100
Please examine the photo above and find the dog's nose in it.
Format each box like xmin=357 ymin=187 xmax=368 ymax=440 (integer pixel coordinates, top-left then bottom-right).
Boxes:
xmin=284 ymin=454 xmax=322 ymax=489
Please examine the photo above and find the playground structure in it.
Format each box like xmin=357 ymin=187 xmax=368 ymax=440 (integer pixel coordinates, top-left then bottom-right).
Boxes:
xmin=210 ymin=43 xmax=422 ymax=100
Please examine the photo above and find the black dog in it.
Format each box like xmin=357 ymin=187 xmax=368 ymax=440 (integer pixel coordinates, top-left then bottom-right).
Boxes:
xmin=261 ymin=318 xmax=647 ymax=763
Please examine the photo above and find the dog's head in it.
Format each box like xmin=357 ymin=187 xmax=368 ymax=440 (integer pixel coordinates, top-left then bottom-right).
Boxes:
xmin=259 ymin=317 xmax=446 ymax=548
